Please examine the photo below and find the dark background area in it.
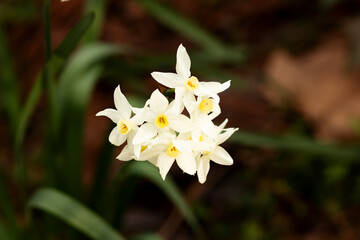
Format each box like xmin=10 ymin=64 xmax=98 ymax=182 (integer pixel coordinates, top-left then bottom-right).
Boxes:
xmin=1 ymin=0 xmax=360 ymax=239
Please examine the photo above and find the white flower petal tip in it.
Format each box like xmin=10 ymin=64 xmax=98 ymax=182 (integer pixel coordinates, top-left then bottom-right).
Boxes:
xmin=151 ymin=72 xmax=184 ymax=88
xmin=221 ymin=80 xmax=231 ymax=91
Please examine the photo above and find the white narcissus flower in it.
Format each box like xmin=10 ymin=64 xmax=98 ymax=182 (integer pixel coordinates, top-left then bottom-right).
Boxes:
xmin=97 ymin=44 xmax=237 ymax=183
xmin=151 ymin=44 xmax=195 ymax=92
xmin=150 ymin=132 xmax=197 ymax=180
xmin=196 ymin=119 xmax=238 ymax=184
xmin=96 ymin=85 xmax=144 ymax=146
xmin=132 ymin=89 xmax=192 ymax=145
xmin=151 ymin=44 xmax=231 ymax=103
xmin=151 ymin=44 xmax=202 ymax=105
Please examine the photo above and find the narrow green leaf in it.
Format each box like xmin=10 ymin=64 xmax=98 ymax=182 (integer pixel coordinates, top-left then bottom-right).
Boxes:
xmin=126 ymin=162 xmax=206 ymax=240
xmin=56 ymin=44 xmax=120 ymax=197
xmin=55 ymin=12 xmax=95 ymax=58
xmin=28 ymin=188 xmax=126 ymax=240
xmin=84 ymin=0 xmax=106 ymax=42
xmin=0 ymin=19 xmax=20 ymax=135
xmin=43 ymin=0 xmax=52 ymax=64
xmin=136 ymin=0 xmax=243 ymax=62
xmin=89 ymin=132 xmax=115 ymax=210
xmin=57 ymin=44 xmax=119 ymax=109
xmin=15 ymin=12 xmax=97 ymax=152
xmin=231 ymin=131 xmax=359 ymax=160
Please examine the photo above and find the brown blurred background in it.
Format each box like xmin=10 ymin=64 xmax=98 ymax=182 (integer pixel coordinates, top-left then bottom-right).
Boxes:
xmin=2 ymin=0 xmax=360 ymax=239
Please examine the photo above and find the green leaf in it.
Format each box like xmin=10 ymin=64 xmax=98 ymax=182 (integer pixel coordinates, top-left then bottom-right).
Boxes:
xmin=136 ymin=0 xmax=243 ymax=62
xmin=231 ymin=131 xmax=359 ymax=160
xmin=43 ymin=0 xmax=52 ymax=63
xmin=28 ymin=188 xmax=126 ymax=240
xmin=84 ymin=0 xmax=106 ymax=42
xmin=55 ymin=44 xmax=120 ymax=197
xmin=15 ymin=12 xmax=97 ymax=153
xmin=55 ymin=12 xmax=95 ymax=58
xmin=89 ymin=132 xmax=115 ymax=211
xmin=0 ymin=222 xmax=14 ymax=240
xmin=126 ymin=162 xmax=206 ymax=240
xmin=0 ymin=19 xmax=20 ymax=136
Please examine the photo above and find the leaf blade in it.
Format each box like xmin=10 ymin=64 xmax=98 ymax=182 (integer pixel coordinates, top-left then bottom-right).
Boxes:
xmin=28 ymin=188 xmax=126 ymax=240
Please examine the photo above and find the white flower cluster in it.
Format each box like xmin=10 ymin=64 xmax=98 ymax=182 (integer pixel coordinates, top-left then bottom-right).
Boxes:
xmin=97 ymin=44 xmax=238 ymax=183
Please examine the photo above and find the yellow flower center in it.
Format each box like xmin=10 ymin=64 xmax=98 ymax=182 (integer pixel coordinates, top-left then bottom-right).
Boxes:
xmin=199 ymin=98 xmax=213 ymax=114
xmin=203 ymin=151 xmax=211 ymax=155
xmin=155 ymin=114 xmax=169 ymax=128
xmin=117 ymin=119 xmax=132 ymax=135
xmin=185 ymin=76 xmax=199 ymax=91
xmin=199 ymin=135 xmax=204 ymax=141
xmin=166 ymin=143 xmax=181 ymax=158
xmin=141 ymin=145 xmax=148 ymax=153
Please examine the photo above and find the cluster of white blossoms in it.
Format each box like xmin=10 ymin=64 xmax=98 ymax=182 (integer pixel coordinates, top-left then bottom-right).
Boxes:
xmin=97 ymin=44 xmax=238 ymax=183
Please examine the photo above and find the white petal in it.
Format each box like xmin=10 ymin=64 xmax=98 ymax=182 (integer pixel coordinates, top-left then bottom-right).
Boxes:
xmin=133 ymin=143 xmax=142 ymax=159
xmin=218 ymin=119 xmax=228 ymax=131
xmin=173 ymin=140 xmax=192 ymax=154
xmin=169 ymin=114 xmax=193 ymax=133
xmin=149 ymin=89 xmax=168 ymax=114
xmin=165 ymin=94 xmax=184 ymax=117
xmin=132 ymin=123 xmax=158 ymax=145
xmin=139 ymin=149 xmax=162 ymax=161
xmin=175 ymin=44 xmax=191 ymax=79
xmin=151 ymin=132 xmax=175 ymax=145
xmin=208 ymin=101 xmax=221 ymax=120
xmin=197 ymin=115 xmax=217 ymax=139
xmin=148 ymin=157 xmax=159 ymax=167
xmin=195 ymin=81 xmax=230 ymax=99
xmin=144 ymin=107 xmax=157 ymax=121
xmin=114 ymin=85 xmax=132 ymax=119
xmin=220 ymin=80 xmax=231 ymax=92
xmin=158 ymin=152 xmax=175 ymax=180
xmin=192 ymin=140 xmax=214 ymax=152
xmin=183 ymin=93 xmax=197 ymax=114
xmin=210 ymin=146 xmax=233 ymax=166
xmin=151 ymin=72 xmax=184 ymax=88
xmin=195 ymin=82 xmax=220 ymax=96
xmin=176 ymin=153 xmax=196 ymax=175
xmin=175 ymin=86 xmax=186 ymax=100
xmin=197 ymin=155 xmax=210 ymax=184
xmin=109 ymin=126 xmax=127 ymax=146
xmin=218 ymin=128 xmax=238 ymax=145
xmin=116 ymin=145 xmax=134 ymax=161
xmin=96 ymin=108 xmax=121 ymax=123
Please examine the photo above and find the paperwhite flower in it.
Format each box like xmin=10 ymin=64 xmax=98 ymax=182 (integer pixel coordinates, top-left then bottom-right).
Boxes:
xmin=96 ymin=85 xmax=144 ymax=146
xmin=150 ymin=132 xmax=197 ymax=180
xmin=151 ymin=44 xmax=231 ymax=103
xmin=97 ymin=44 xmax=237 ymax=183
xmin=151 ymin=44 xmax=195 ymax=92
xmin=196 ymin=119 xmax=238 ymax=184
xmin=117 ymin=130 xmax=161 ymax=164
xmin=132 ymin=89 xmax=192 ymax=145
